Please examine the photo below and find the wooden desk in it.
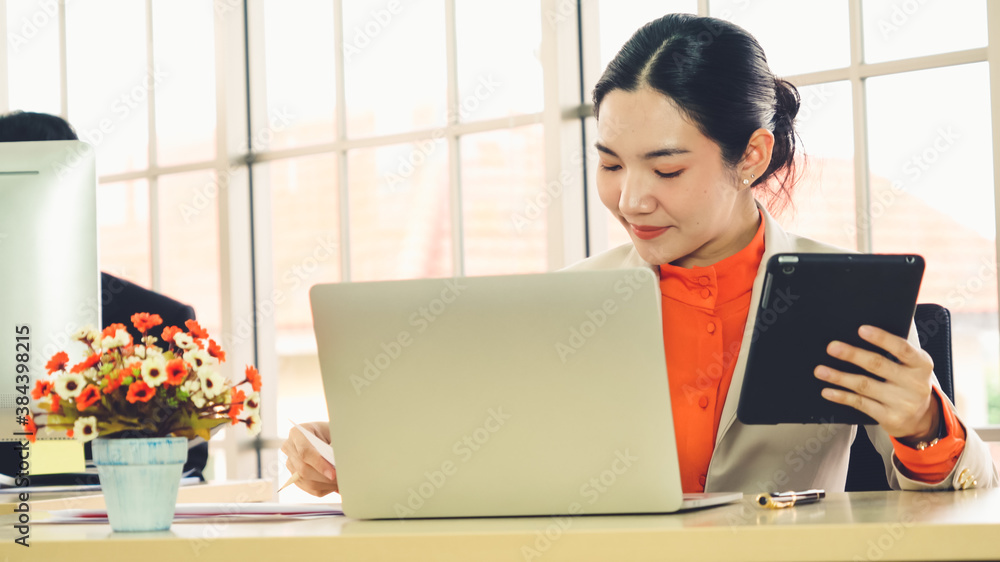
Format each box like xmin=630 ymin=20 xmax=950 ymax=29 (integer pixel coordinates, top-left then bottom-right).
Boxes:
xmin=4 ymin=490 xmax=1000 ymax=561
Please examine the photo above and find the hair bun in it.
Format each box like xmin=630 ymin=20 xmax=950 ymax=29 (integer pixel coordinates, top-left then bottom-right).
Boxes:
xmin=773 ymin=77 xmax=800 ymax=133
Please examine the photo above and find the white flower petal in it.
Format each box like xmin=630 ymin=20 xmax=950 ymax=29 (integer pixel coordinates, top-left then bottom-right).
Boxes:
xmin=73 ymin=416 xmax=99 ymax=443
xmin=246 ymin=414 xmax=262 ymax=436
xmin=140 ymin=355 xmax=169 ymax=388
xmin=243 ymin=392 xmax=261 ymax=415
xmin=55 ymin=372 xmax=86 ymax=399
xmin=181 ymin=379 xmax=201 ymax=396
xmin=190 ymin=391 xmax=207 ymax=408
xmin=198 ymin=370 xmax=226 ymax=399
xmin=173 ymin=333 xmax=196 ymax=350
xmin=183 ymin=349 xmax=217 ymax=372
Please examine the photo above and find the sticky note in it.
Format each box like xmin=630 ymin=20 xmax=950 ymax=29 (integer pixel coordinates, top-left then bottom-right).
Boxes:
xmin=29 ymin=439 xmax=85 ymax=475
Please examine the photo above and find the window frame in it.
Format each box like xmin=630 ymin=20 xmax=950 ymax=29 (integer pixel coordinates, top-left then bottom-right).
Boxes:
xmin=2 ymin=0 xmax=996 ymax=479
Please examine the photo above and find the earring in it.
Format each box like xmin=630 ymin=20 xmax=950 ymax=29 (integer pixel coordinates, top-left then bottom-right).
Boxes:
xmin=742 ymin=178 xmax=750 ymax=186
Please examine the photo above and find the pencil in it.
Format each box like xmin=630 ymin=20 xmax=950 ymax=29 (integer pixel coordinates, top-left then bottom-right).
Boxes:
xmin=277 ymin=472 xmax=301 ymax=492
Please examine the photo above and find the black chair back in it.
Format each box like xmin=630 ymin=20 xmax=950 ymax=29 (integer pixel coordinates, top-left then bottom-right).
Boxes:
xmin=844 ymin=303 xmax=954 ymax=492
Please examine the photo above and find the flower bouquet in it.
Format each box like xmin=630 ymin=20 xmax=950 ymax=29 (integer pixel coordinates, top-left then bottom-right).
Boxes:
xmin=23 ymin=313 xmax=261 ymax=443
xmin=20 ymin=313 xmax=263 ymax=532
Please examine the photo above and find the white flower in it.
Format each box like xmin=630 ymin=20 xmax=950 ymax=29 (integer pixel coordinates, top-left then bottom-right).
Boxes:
xmin=183 ymin=349 xmax=217 ymax=372
xmin=181 ymin=378 xmax=201 ymax=396
xmin=190 ymin=391 xmax=207 ymax=408
xmin=245 ymin=414 xmax=262 ymax=436
xmin=72 ymin=325 xmax=99 ymax=343
xmin=198 ymin=370 xmax=226 ymax=399
xmin=140 ymin=355 xmax=169 ymax=388
xmin=173 ymin=332 xmax=196 ymax=351
xmin=54 ymin=372 xmax=86 ymax=399
xmin=73 ymin=416 xmax=99 ymax=443
xmin=243 ymin=392 xmax=261 ymax=415
xmin=101 ymin=328 xmax=131 ymax=350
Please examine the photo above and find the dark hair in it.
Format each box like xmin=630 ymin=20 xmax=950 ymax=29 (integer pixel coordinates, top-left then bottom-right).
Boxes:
xmin=593 ymin=14 xmax=801 ymax=214
xmin=0 ymin=110 xmax=78 ymax=142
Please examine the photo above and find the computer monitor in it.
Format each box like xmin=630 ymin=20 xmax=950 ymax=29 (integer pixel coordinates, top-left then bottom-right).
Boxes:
xmin=0 ymin=140 xmax=98 ymax=441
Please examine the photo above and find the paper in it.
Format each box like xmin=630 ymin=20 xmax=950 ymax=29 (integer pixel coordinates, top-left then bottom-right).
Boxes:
xmin=290 ymin=420 xmax=336 ymax=466
xmin=37 ymin=502 xmax=344 ymax=524
xmin=29 ymin=440 xmax=85 ymax=475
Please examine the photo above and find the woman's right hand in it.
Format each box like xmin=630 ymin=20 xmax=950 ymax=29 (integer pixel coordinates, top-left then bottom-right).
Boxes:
xmin=280 ymin=421 xmax=339 ymax=497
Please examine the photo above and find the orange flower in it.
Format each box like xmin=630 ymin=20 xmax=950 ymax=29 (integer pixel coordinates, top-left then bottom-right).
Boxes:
xmin=46 ymin=351 xmax=69 ymax=374
xmin=207 ymin=339 xmax=226 ymax=363
xmin=104 ymin=369 xmax=125 ymax=395
xmin=66 ymin=428 xmax=74 ymax=438
xmin=126 ymin=381 xmax=155 ymax=403
xmin=165 ymin=358 xmax=188 ymax=386
xmin=31 ymin=380 xmax=53 ymax=400
xmin=76 ymin=384 xmax=101 ymax=410
xmin=101 ymin=323 xmax=128 ymax=340
xmin=130 ymin=312 xmax=163 ymax=333
xmin=185 ymin=319 xmax=209 ymax=339
xmin=228 ymin=388 xmax=246 ymax=423
xmin=22 ymin=413 xmax=37 ymax=443
xmin=70 ymin=352 xmax=103 ymax=374
xmin=161 ymin=325 xmax=182 ymax=344
xmin=244 ymin=365 xmax=262 ymax=392
xmin=48 ymin=393 xmax=61 ymax=413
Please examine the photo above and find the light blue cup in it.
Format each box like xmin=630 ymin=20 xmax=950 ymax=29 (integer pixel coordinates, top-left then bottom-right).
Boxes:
xmin=92 ymin=437 xmax=188 ymax=532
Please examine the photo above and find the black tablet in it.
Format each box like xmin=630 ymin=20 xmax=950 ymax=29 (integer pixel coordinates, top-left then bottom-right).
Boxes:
xmin=737 ymin=253 xmax=925 ymax=425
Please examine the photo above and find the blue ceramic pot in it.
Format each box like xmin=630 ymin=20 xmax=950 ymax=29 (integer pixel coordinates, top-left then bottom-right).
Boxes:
xmin=92 ymin=436 xmax=187 ymax=532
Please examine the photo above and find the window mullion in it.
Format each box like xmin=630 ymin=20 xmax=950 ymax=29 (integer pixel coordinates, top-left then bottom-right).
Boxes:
xmin=333 ymin=0 xmax=351 ymax=282
xmin=848 ymin=0 xmax=871 ymax=254
xmin=57 ymin=0 xmax=67 ymax=117
xmin=445 ymin=0 xmax=464 ymax=277
xmin=987 ymin=0 xmax=1000 ymax=355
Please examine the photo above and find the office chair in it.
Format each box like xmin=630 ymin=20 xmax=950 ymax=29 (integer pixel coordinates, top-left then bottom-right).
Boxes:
xmin=845 ymin=303 xmax=955 ymax=491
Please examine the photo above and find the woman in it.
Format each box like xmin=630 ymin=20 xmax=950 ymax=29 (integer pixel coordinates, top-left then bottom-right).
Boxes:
xmin=283 ymin=14 xmax=997 ymax=496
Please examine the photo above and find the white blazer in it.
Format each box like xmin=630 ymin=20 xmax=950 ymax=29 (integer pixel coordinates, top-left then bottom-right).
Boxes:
xmin=565 ymin=202 xmax=998 ymax=492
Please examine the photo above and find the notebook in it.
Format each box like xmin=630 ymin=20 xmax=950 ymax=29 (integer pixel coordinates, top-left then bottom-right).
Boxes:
xmin=309 ymin=268 xmax=742 ymax=519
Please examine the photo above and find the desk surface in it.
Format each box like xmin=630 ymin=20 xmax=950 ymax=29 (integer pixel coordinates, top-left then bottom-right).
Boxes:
xmin=4 ymin=490 xmax=1000 ymax=562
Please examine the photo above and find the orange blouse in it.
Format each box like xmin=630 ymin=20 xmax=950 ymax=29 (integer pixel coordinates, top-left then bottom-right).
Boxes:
xmin=659 ymin=215 xmax=963 ymax=492
xmin=658 ymin=216 xmax=765 ymax=492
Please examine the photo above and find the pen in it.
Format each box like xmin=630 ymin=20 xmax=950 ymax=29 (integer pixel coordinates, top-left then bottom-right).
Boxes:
xmin=755 ymin=489 xmax=825 ymax=509
xmin=278 ymin=472 xmax=301 ymax=493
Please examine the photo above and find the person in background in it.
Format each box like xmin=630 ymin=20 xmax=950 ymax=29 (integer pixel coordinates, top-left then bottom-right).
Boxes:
xmin=0 ymin=110 xmax=209 ymax=480
xmin=282 ymin=14 xmax=998 ymax=496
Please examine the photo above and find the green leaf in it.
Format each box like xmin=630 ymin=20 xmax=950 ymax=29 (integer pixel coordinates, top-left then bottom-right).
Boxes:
xmin=99 ymin=361 xmax=115 ymax=377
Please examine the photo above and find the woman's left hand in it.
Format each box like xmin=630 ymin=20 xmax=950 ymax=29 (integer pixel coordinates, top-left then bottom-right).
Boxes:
xmin=813 ymin=324 xmax=940 ymax=442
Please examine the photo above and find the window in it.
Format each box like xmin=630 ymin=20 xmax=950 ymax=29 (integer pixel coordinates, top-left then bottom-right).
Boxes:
xmin=6 ymin=0 xmax=997 ymax=487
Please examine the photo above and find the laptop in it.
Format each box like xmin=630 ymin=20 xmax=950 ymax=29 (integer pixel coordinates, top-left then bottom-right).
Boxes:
xmin=309 ymin=268 xmax=742 ymax=519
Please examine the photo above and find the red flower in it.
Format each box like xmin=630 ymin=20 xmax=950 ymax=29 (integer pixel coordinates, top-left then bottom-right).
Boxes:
xmin=228 ymin=388 xmax=246 ymax=423
xmin=207 ymin=339 xmax=226 ymax=363
xmin=22 ymin=413 xmax=37 ymax=444
xmin=76 ymin=385 xmax=101 ymax=410
xmin=244 ymin=365 xmax=262 ymax=392
xmin=46 ymin=351 xmax=69 ymax=374
xmin=48 ymin=393 xmax=61 ymax=414
xmin=131 ymin=312 xmax=163 ymax=333
xmin=31 ymin=380 xmax=53 ymax=400
xmin=165 ymin=358 xmax=188 ymax=386
xmin=126 ymin=381 xmax=155 ymax=403
xmin=70 ymin=352 xmax=103 ymax=374
xmin=185 ymin=319 xmax=209 ymax=339
xmin=101 ymin=323 xmax=128 ymax=340
xmin=161 ymin=325 xmax=182 ymax=344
